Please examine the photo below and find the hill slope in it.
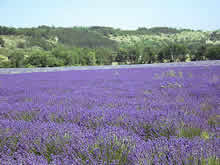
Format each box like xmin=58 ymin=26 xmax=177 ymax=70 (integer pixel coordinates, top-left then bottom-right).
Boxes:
xmin=0 ymin=25 xmax=220 ymax=68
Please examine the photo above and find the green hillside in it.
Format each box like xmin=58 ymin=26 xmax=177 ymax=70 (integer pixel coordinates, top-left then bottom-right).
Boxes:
xmin=0 ymin=25 xmax=220 ymax=68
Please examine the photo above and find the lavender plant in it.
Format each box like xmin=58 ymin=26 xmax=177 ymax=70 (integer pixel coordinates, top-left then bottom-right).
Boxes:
xmin=0 ymin=65 xmax=219 ymax=164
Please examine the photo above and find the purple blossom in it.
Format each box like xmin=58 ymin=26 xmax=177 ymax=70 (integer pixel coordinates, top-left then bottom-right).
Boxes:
xmin=0 ymin=65 xmax=219 ymax=164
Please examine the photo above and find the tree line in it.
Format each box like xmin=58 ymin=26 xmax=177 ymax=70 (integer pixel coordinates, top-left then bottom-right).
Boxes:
xmin=1 ymin=41 xmax=219 ymax=68
xmin=0 ymin=25 xmax=220 ymax=68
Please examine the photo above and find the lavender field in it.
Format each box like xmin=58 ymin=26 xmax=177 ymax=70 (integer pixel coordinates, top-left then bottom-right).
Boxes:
xmin=0 ymin=63 xmax=220 ymax=164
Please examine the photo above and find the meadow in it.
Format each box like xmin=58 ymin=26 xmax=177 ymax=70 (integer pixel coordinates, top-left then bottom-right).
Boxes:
xmin=0 ymin=63 xmax=219 ymax=164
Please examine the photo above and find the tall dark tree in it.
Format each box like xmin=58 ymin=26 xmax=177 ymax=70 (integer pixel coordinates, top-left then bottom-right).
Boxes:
xmin=0 ymin=37 xmax=5 ymax=47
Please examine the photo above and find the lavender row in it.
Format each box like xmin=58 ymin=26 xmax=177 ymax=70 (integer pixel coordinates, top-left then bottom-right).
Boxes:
xmin=0 ymin=65 xmax=219 ymax=164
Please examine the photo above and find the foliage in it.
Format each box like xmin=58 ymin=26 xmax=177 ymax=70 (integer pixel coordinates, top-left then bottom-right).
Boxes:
xmin=16 ymin=41 xmax=26 ymax=49
xmin=0 ymin=25 xmax=220 ymax=68
xmin=25 ymin=50 xmax=51 ymax=67
xmin=27 ymin=37 xmax=54 ymax=51
xmin=0 ymin=37 xmax=5 ymax=47
xmin=0 ymin=55 xmax=10 ymax=67
xmin=95 ymin=48 xmax=115 ymax=65
xmin=0 ymin=26 xmax=16 ymax=35
xmin=158 ymin=42 xmax=189 ymax=62
xmin=52 ymin=27 xmax=118 ymax=49
xmin=205 ymin=44 xmax=220 ymax=60
xmin=8 ymin=50 xmax=25 ymax=68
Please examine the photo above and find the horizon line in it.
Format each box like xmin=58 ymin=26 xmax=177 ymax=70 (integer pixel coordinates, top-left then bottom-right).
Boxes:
xmin=0 ymin=24 xmax=219 ymax=32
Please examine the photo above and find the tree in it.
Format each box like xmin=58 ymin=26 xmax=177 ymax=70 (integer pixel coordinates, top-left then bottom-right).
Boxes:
xmin=158 ymin=42 xmax=189 ymax=62
xmin=17 ymin=42 xmax=25 ymax=48
xmin=0 ymin=55 xmax=10 ymax=68
xmin=205 ymin=45 xmax=220 ymax=60
xmin=95 ymin=48 xmax=114 ymax=65
xmin=193 ymin=44 xmax=207 ymax=61
xmin=46 ymin=56 xmax=63 ymax=67
xmin=87 ymin=51 xmax=96 ymax=65
xmin=25 ymin=53 xmax=63 ymax=68
xmin=52 ymin=46 xmax=76 ymax=66
xmin=0 ymin=37 xmax=5 ymax=47
xmin=8 ymin=50 xmax=25 ymax=68
xmin=141 ymin=47 xmax=156 ymax=64
xmin=27 ymin=37 xmax=53 ymax=50
xmin=115 ymin=47 xmax=128 ymax=64
xmin=0 ymin=26 xmax=16 ymax=35
xmin=172 ymin=44 xmax=189 ymax=62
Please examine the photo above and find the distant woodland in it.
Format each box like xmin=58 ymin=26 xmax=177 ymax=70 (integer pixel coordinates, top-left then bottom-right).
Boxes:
xmin=0 ymin=25 xmax=220 ymax=68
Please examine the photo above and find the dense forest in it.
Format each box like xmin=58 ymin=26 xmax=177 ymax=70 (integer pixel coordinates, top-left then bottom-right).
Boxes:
xmin=0 ymin=25 xmax=220 ymax=68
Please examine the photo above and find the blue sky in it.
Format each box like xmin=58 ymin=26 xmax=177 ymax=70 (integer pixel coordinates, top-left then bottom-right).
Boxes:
xmin=0 ymin=0 xmax=219 ymax=30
